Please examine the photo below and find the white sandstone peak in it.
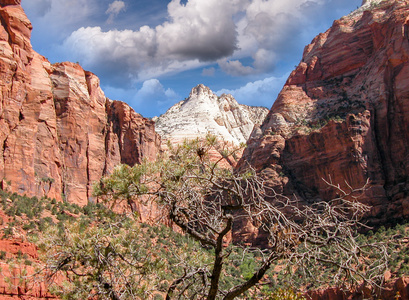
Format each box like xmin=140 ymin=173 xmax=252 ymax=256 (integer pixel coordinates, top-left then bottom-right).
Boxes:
xmin=154 ymin=84 xmax=269 ymax=145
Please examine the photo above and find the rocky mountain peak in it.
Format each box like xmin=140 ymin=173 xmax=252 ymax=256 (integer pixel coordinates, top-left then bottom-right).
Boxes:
xmin=154 ymin=85 xmax=269 ymax=145
xmin=189 ymin=83 xmax=213 ymax=98
xmin=361 ymin=0 xmax=384 ymax=6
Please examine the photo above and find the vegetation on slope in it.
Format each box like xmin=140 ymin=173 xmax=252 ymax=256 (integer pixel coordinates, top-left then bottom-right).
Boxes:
xmin=0 ymin=188 xmax=407 ymax=299
xmin=0 ymin=137 xmax=407 ymax=299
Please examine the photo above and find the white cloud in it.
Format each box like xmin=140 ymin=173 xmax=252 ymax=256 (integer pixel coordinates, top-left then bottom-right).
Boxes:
xmin=61 ymin=0 xmax=250 ymax=83
xmin=135 ymin=79 xmax=179 ymax=116
xmin=106 ymin=1 xmax=125 ymax=15
xmin=136 ymin=79 xmax=176 ymax=99
xmin=216 ymin=74 xmax=289 ymax=108
xmin=218 ymin=60 xmax=254 ymax=76
xmin=155 ymin=0 xmax=245 ymax=61
xmin=228 ymin=0 xmax=325 ymax=74
xmin=106 ymin=1 xmax=126 ymax=24
xmin=102 ymin=79 xmax=179 ymax=117
xmin=50 ymin=0 xmax=357 ymax=86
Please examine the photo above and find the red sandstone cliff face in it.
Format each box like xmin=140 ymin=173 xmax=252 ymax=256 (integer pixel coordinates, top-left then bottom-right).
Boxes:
xmin=240 ymin=0 xmax=409 ymax=227
xmin=305 ymin=276 xmax=409 ymax=300
xmin=0 ymin=1 xmax=160 ymax=206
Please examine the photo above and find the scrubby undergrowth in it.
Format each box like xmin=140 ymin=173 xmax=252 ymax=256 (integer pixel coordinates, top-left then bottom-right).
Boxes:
xmin=0 ymin=189 xmax=407 ymax=299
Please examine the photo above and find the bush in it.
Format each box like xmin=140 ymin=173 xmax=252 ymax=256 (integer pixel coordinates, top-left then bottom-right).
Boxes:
xmin=3 ymin=226 xmax=13 ymax=238
xmin=267 ymin=288 xmax=306 ymax=300
xmin=24 ymin=259 xmax=32 ymax=266
xmin=40 ymin=177 xmax=55 ymax=184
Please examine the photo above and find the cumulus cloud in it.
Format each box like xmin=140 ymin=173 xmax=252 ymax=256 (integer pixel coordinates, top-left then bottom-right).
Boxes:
xmin=221 ymin=0 xmax=323 ymax=75
xmin=61 ymin=0 xmax=246 ymax=83
xmin=134 ymin=79 xmax=180 ymax=116
xmin=106 ymin=1 xmax=126 ymax=24
xmin=136 ymin=79 xmax=178 ymax=100
xmin=56 ymin=0 xmax=356 ymax=87
xmin=156 ymin=0 xmax=244 ymax=61
xmin=218 ymin=60 xmax=254 ymax=76
xmin=102 ymin=79 xmax=179 ymax=117
xmin=216 ymin=74 xmax=289 ymax=108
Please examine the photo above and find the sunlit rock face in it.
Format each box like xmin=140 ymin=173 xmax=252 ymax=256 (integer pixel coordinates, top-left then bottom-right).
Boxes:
xmin=238 ymin=0 xmax=409 ymax=238
xmin=154 ymin=84 xmax=269 ymax=145
xmin=0 ymin=1 xmax=161 ymax=205
xmin=361 ymin=0 xmax=385 ymax=7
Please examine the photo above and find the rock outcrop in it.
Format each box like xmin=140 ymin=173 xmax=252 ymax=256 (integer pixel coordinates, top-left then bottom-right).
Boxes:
xmin=154 ymin=84 xmax=268 ymax=145
xmin=0 ymin=1 xmax=161 ymax=205
xmin=239 ymin=0 xmax=409 ymax=227
xmin=306 ymin=276 xmax=409 ymax=300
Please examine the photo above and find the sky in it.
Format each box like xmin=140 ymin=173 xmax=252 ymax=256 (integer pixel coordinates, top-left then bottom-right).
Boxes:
xmin=21 ymin=0 xmax=362 ymax=118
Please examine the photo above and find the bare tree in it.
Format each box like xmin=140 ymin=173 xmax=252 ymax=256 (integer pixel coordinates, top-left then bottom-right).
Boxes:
xmin=93 ymin=135 xmax=388 ymax=299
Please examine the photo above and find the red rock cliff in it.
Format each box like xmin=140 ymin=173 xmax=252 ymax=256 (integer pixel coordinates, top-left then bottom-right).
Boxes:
xmin=0 ymin=1 xmax=161 ymax=205
xmin=240 ymin=0 xmax=409 ymax=227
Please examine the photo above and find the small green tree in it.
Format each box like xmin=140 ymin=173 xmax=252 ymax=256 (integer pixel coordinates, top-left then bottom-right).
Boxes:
xmin=42 ymin=213 xmax=163 ymax=299
xmin=92 ymin=135 xmax=388 ymax=299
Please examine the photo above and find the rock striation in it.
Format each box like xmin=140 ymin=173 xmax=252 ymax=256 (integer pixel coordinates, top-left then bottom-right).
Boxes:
xmin=239 ymin=0 xmax=409 ymax=228
xmin=0 ymin=1 xmax=160 ymax=206
xmin=306 ymin=276 xmax=409 ymax=300
xmin=154 ymin=84 xmax=268 ymax=145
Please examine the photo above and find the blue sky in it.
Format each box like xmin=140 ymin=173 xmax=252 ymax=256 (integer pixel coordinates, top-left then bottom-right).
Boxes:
xmin=21 ymin=0 xmax=361 ymax=118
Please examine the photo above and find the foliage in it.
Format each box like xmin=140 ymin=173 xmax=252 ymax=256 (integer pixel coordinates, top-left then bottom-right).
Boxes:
xmin=3 ymin=195 xmax=44 ymax=219
xmin=94 ymin=134 xmax=389 ymax=299
xmin=42 ymin=214 xmax=163 ymax=299
xmin=40 ymin=177 xmax=55 ymax=183
xmin=294 ymin=115 xmax=345 ymax=134
xmin=266 ymin=287 xmax=306 ymax=300
xmin=2 ymin=183 xmax=409 ymax=299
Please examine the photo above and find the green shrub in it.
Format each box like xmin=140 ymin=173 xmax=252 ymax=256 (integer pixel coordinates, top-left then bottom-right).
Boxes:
xmin=266 ymin=288 xmax=306 ymax=300
xmin=51 ymin=206 xmax=58 ymax=215
xmin=24 ymin=259 xmax=32 ymax=266
xmin=22 ymin=221 xmax=36 ymax=231
xmin=40 ymin=177 xmax=55 ymax=183
xmin=3 ymin=226 xmax=13 ymax=238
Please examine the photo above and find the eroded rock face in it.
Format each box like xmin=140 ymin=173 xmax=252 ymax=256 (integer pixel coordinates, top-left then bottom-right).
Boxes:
xmin=0 ymin=3 xmax=160 ymax=205
xmin=0 ymin=0 xmax=22 ymax=6
xmin=154 ymin=84 xmax=269 ymax=145
xmin=306 ymin=276 xmax=409 ymax=300
xmin=239 ymin=0 xmax=409 ymax=228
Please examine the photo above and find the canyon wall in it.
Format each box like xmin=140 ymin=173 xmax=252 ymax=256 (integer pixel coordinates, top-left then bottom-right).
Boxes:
xmin=0 ymin=0 xmax=160 ymax=206
xmin=240 ymin=0 xmax=409 ymax=227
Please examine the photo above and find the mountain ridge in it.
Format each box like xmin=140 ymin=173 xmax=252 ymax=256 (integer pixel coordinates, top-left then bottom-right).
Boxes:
xmin=154 ymin=84 xmax=268 ymax=145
